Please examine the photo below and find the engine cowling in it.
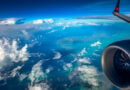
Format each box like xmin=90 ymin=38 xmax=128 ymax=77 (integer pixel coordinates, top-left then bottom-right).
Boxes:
xmin=102 ymin=40 xmax=130 ymax=88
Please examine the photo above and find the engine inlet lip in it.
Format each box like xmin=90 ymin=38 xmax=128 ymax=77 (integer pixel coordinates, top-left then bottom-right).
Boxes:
xmin=102 ymin=45 xmax=130 ymax=88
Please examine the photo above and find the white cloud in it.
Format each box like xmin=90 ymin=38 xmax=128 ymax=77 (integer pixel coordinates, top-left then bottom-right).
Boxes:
xmin=28 ymin=83 xmax=50 ymax=90
xmin=61 ymin=19 xmax=100 ymax=28
xmin=29 ymin=85 xmax=43 ymax=90
xmin=77 ymin=48 xmax=91 ymax=64
xmin=77 ymin=48 xmax=99 ymax=86
xmin=91 ymin=41 xmax=102 ymax=47
xmin=69 ymin=49 xmax=99 ymax=87
xmin=47 ymin=30 xmax=57 ymax=34
xmin=63 ymin=63 xmax=73 ymax=71
xmin=0 ymin=65 xmax=24 ymax=81
xmin=10 ymin=66 xmax=23 ymax=77
xmin=22 ymin=30 xmax=29 ymax=39
xmin=28 ymin=61 xmax=52 ymax=90
xmin=78 ymin=58 xmax=91 ymax=64
xmin=66 ymin=63 xmax=72 ymax=68
xmin=19 ymin=74 xmax=28 ymax=81
xmin=0 ymin=18 xmax=114 ymax=32
xmin=55 ymin=22 xmax=64 ymax=26
xmin=45 ymin=67 xmax=53 ymax=74
xmin=78 ymin=48 xmax=87 ymax=56
xmin=53 ymin=51 xmax=62 ymax=60
xmin=29 ymin=61 xmax=47 ymax=84
xmin=77 ymin=65 xmax=99 ymax=87
xmin=43 ymin=19 xmax=54 ymax=24
xmin=93 ymin=52 xmax=100 ymax=57
xmin=0 ymin=38 xmax=28 ymax=81
xmin=33 ymin=19 xmax=43 ymax=25
xmin=0 ymin=18 xmax=24 ymax=25
xmin=0 ymin=38 xmax=28 ymax=65
xmin=0 ymin=18 xmax=16 ymax=25
xmin=67 ymin=45 xmax=113 ymax=89
xmin=87 ymin=22 xmax=100 ymax=26
xmin=32 ymin=19 xmax=54 ymax=25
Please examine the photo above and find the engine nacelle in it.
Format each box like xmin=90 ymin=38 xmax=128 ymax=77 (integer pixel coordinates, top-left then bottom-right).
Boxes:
xmin=102 ymin=40 xmax=130 ymax=88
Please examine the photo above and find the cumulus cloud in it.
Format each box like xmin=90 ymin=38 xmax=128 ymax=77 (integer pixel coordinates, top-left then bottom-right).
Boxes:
xmin=29 ymin=85 xmax=43 ymax=90
xmin=32 ymin=19 xmax=54 ymax=25
xmin=10 ymin=65 xmax=23 ymax=77
xmin=76 ymin=48 xmax=91 ymax=64
xmin=68 ymin=48 xmax=99 ymax=87
xmin=53 ymin=51 xmax=62 ymax=60
xmin=29 ymin=61 xmax=46 ymax=84
xmin=67 ymin=47 xmax=113 ymax=90
xmin=78 ymin=65 xmax=99 ymax=86
xmin=63 ymin=63 xmax=73 ymax=71
xmin=0 ymin=65 xmax=24 ymax=81
xmin=0 ymin=38 xmax=28 ymax=81
xmin=45 ymin=67 xmax=53 ymax=74
xmin=78 ymin=48 xmax=87 ymax=56
xmin=43 ymin=19 xmax=54 ymax=24
xmin=0 ymin=38 xmax=28 ymax=67
xmin=19 ymin=74 xmax=28 ymax=81
xmin=33 ymin=19 xmax=43 ymax=25
xmin=28 ymin=61 xmax=50 ymax=90
xmin=69 ymin=64 xmax=100 ymax=89
xmin=28 ymin=83 xmax=50 ymax=90
xmin=0 ymin=18 xmax=16 ymax=25
xmin=67 ymin=48 xmax=96 ymax=88
xmin=91 ymin=41 xmax=102 ymax=47
xmin=78 ymin=58 xmax=91 ymax=64
xmin=22 ymin=30 xmax=30 ymax=39
xmin=0 ymin=18 xmax=24 ymax=25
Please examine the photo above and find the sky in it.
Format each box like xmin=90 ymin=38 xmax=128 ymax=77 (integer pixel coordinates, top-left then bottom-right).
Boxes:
xmin=0 ymin=0 xmax=129 ymax=19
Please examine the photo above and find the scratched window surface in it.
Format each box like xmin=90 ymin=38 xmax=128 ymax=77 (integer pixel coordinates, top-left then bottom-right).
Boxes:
xmin=0 ymin=0 xmax=129 ymax=90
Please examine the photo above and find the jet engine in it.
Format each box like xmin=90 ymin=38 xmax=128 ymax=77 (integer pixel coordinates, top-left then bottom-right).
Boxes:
xmin=102 ymin=40 xmax=130 ymax=88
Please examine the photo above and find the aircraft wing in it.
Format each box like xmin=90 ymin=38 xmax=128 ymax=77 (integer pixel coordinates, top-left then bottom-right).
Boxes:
xmin=113 ymin=0 xmax=130 ymax=23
